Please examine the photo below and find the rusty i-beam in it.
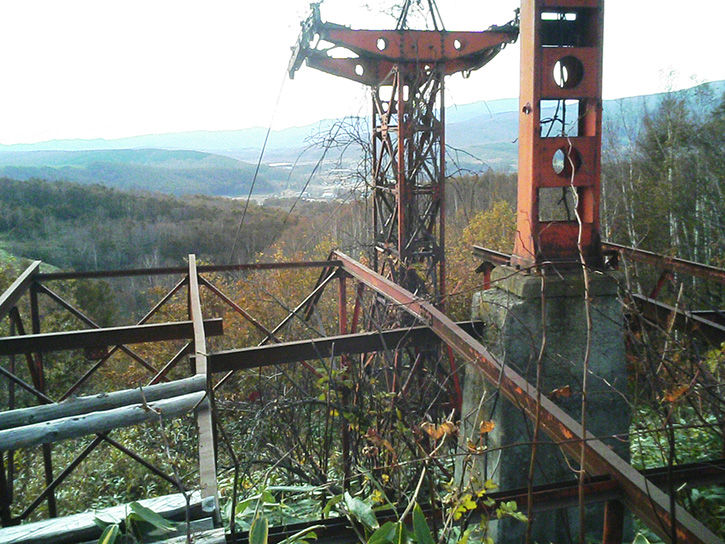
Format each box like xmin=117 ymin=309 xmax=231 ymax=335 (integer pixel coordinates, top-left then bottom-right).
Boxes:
xmin=332 ymin=250 xmax=720 ymax=544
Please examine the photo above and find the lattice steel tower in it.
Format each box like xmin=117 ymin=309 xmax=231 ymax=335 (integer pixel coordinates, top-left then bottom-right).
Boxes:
xmin=289 ymin=2 xmax=518 ymax=304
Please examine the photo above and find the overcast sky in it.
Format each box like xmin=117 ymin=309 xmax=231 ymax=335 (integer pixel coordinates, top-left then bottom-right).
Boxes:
xmin=0 ymin=0 xmax=723 ymax=144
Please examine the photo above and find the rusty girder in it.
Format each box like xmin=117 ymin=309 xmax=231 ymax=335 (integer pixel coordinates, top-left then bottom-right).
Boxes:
xmin=289 ymin=5 xmax=517 ymax=301
xmin=332 ymin=249 xmax=720 ymax=544
xmin=288 ymin=4 xmax=518 ymax=85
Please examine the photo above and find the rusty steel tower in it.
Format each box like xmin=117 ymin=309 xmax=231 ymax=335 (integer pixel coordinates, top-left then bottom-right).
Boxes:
xmin=512 ymin=0 xmax=604 ymax=268
xmin=289 ymin=3 xmax=518 ymax=304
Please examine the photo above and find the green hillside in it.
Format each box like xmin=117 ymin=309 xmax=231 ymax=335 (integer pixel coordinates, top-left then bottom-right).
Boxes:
xmin=0 ymin=177 xmax=291 ymax=271
xmin=0 ymin=149 xmax=278 ymax=197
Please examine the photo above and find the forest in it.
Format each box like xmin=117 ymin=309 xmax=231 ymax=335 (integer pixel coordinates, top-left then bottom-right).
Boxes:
xmin=0 ymin=178 xmax=289 ymax=271
xmin=0 ymin=85 xmax=722 ymax=544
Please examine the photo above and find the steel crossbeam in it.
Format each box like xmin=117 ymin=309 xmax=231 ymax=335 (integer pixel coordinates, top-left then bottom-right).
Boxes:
xmin=603 ymin=242 xmax=725 ymax=284
xmin=207 ymin=321 xmax=483 ymax=373
xmin=0 ymin=320 xmax=223 ymax=355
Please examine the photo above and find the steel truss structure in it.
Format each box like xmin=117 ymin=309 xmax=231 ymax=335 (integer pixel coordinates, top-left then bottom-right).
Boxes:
xmin=0 ymin=247 xmax=722 ymax=543
xmin=289 ymin=3 xmax=518 ymax=301
xmin=0 ymin=2 xmax=724 ymax=544
xmin=287 ymin=0 xmax=518 ymax=414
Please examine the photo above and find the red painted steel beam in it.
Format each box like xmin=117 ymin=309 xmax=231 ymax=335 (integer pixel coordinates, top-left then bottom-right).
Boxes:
xmin=319 ymin=28 xmax=517 ymax=63
xmin=333 ymin=250 xmax=719 ymax=544
xmin=472 ymin=245 xmax=512 ymax=267
xmin=291 ymin=7 xmax=517 ymax=85
xmin=305 ymin=50 xmax=514 ymax=87
xmin=603 ymin=242 xmax=725 ymax=284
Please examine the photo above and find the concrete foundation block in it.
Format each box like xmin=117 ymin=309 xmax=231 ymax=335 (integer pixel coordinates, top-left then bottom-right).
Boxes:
xmin=459 ymin=268 xmax=630 ymax=543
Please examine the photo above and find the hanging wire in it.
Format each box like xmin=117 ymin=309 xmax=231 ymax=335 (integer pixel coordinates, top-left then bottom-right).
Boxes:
xmin=228 ymin=69 xmax=288 ymax=264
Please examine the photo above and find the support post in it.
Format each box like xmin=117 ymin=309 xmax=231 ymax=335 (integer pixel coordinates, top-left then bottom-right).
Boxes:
xmin=512 ymin=0 xmax=604 ymax=268
xmin=338 ymin=273 xmax=351 ymax=489
xmin=466 ymin=269 xmax=629 ymax=542
xmin=187 ymin=255 xmax=219 ymax=522
xmin=30 ymin=283 xmax=56 ymax=518
xmin=602 ymin=499 xmax=624 ymax=544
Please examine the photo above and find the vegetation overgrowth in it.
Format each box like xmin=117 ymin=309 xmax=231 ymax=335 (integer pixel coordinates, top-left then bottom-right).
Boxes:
xmin=0 ymin=88 xmax=722 ymax=543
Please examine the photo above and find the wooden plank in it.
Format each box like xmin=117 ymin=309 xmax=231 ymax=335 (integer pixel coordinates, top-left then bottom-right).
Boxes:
xmin=0 ymin=375 xmax=206 ymax=430
xmin=0 ymin=261 xmax=40 ymax=319
xmin=0 ymin=319 xmax=223 ymax=355
xmin=0 ymin=391 xmax=205 ymax=451
xmin=187 ymin=255 xmax=219 ymax=515
xmin=0 ymin=491 xmax=204 ymax=544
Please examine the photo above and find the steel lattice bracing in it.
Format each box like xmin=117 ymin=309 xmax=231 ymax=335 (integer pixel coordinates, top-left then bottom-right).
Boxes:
xmin=371 ymin=65 xmax=445 ymax=300
xmin=288 ymin=6 xmax=518 ymax=410
xmin=289 ymin=6 xmax=518 ymax=302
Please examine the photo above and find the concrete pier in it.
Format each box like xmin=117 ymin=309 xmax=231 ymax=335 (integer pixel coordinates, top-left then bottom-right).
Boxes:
xmin=459 ymin=266 xmax=630 ymax=543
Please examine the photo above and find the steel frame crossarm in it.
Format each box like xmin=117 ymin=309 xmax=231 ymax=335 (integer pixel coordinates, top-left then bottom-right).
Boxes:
xmin=332 ymin=250 xmax=719 ymax=544
xmin=603 ymin=242 xmax=725 ymax=284
xmin=206 ymin=321 xmax=482 ymax=373
xmin=288 ymin=5 xmax=518 ymax=84
xmin=0 ymin=320 xmax=223 ymax=356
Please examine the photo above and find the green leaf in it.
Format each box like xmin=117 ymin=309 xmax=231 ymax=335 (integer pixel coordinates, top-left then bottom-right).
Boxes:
xmin=235 ymin=497 xmax=255 ymax=516
xmin=127 ymin=501 xmax=176 ymax=532
xmin=250 ymin=515 xmax=269 ymax=544
xmin=456 ymin=528 xmax=471 ymax=544
xmin=367 ymin=521 xmax=398 ymax=544
xmin=97 ymin=524 xmax=120 ymax=544
xmin=261 ymin=490 xmax=276 ymax=504
xmin=266 ymin=485 xmax=317 ymax=493
xmin=93 ymin=515 xmax=115 ymax=531
xmin=393 ymin=522 xmax=408 ymax=544
xmin=322 ymin=494 xmax=343 ymax=518
xmin=344 ymin=491 xmax=379 ymax=530
xmin=412 ymin=504 xmax=434 ymax=544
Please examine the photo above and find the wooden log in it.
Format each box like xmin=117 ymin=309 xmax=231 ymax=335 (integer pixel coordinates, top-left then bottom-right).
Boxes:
xmin=0 ymin=491 xmax=204 ymax=544
xmin=0 ymin=391 xmax=205 ymax=451
xmin=0 ymin=375 xmax=206 ymax=430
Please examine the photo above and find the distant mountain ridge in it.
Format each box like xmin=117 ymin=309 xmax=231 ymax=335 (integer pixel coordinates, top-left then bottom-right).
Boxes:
xmin=0 ymin=148 xmax=279 ymax=197
xmin=0 ymin=80 xmax=721 ymax=190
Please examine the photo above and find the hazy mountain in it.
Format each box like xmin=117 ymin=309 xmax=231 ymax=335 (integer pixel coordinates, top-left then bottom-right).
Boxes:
xmin=0 ymin=80 xmax=721 ymax=190
xmin=0 ymin=149 xmax=281 ymax=197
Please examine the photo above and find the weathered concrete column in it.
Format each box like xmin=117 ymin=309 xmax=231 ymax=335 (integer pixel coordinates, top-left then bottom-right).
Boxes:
xmin=459 ymin=266 xmax=630 ymax=543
